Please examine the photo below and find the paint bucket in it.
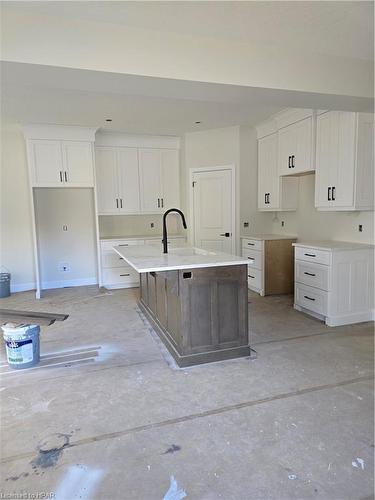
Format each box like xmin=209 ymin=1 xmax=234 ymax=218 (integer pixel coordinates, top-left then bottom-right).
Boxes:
xmin=2 ymin=324 xmax=40 ymax=369
xmin=0 ymin=272 xmax=11 ymax=298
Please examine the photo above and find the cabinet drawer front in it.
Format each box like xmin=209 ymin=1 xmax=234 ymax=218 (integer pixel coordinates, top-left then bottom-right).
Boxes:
xmin=295 ymin=261 xmax=329 ymax=291
xmin=242 ymin=248 xmax=263 ymax=270
xmin=295 ymin=283 xmax=327 ymax=315
xmin=242 ymin=239 xmax=262 ymax=251
xmin=102 ymin=250 xmax=128 ymax=269
xmin=247 ymin=268 xmax=262 ymax=290
xmin=101 ymin=239 xmax=144 ymax=252
xmin=295 ymin=247 xmax=331 ymax=266
xmin=102 ymin=266 xmax=139 ymax=286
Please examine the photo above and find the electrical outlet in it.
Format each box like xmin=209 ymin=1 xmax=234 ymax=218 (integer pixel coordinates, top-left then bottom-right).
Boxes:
xmin=243 ymin=222 xmax=249 ymax=228
xmin=58 ymin=262 xmax=70 ymax=273
xmin=358 ymin=224 xmax=363 ymax=232
xmin=281 ymin=221 xmax=285 ymax=227
xmin=150 ymin=222 xmax=154 ymax=228
xmin=62 ymin=225 xmax=68 ymax=231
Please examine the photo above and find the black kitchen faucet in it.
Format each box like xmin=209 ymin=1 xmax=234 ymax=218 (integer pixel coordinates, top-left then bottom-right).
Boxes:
xmin=162 ymin=209 xmax=187 ymax=254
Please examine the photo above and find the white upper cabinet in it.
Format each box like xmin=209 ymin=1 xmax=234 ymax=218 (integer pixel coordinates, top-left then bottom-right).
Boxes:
xmin=315 ymin=111 xmax=374 ymax=211
xmin=139 ymin=148 xmax=180 ymax=213
xmin=95 ymin=147 xmax=140 ymax=214
xmin=95 ymin=147 xmax=119 ymax=214
xmin=257 ymin=132 xmax=298 ymax=212
xmin=28 ymin=139 xmax=94 ymax=187
xmin=139 ymin=148 xmax=163 ymax=213
xmin=29 ymin=140 xmax=64 ymax=186
xmin=160 ymin=149 xmax=180 ymax=210
xmin=278 ymin=116 xmax=314 ymax=176
xmin=62 ymin=141 xmax=94 ymax=186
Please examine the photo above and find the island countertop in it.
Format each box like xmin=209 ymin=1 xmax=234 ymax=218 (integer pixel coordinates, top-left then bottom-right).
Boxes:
xmin=113 ymin=245 xmax=249 ymax=273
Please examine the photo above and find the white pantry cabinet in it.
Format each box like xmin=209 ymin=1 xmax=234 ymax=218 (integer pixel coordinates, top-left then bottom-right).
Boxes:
xmin=257 ymin=132 xmax=298 ymax=211
xmin=278 ymin=116 xmax=314 ymax=176
xmin=294 ymin=241 xmax=374 ymax=326
xmin=95 ymin=147 xmax=140 ymax=214
xmin=315 ymin=112 xmax=374 ymax=210
xmin=28 ymin=139 xmax=94 ymax=187
xmin=139 ymin=148 xmax=180 ymax=213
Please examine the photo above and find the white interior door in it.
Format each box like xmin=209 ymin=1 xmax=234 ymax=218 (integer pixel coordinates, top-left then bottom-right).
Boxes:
xmin=192 ymin=169 xmax=233 ymax=253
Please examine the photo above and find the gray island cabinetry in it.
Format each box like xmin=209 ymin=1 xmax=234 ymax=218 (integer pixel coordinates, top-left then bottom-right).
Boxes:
xmin=113 ymin=245 xmax=251 ymax=367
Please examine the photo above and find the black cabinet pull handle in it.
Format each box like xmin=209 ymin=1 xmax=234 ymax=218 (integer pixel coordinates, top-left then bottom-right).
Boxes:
xmin=328 ymin=187 xmax=331 ymax=201
xmin=64 ymin=171 xmax=68 ymax=182
xmin=120 ymin=198 xmax=123 ymax=209
xmin=304 ymin=272 xmax=316 ymax=277
xmin=161 ymin=198 xmax=164 ymax=208
xmin=304 ymin=295 xmax=315 ymax=301
xmin=116 ymin=198 xmax=119 ymax=208
xmin=267 ymin=193 xmax=270 ymax=203
xmin=247 ymin=243 xmax=255 ymax=246
xmin=291 ymin=155 xmax=295 ymax=168
xmin=119 ymin=257 xmax=124 ymax=260
xmin=288 ymin=156 xmax=291 ymax=168
xmin=59 ymin=171 xmax=63 ymax=182
xmin=332 ymin=187 xmax=336 ymax=201
xmin=118 ymin=244 xmax=128 ymax=247
xmin=120 ymin=273 xmax=130 ymax=277
xmin=264 ymin=193 xmax=267 ymax=204
xmin=157 ymin=198 xmax=160 ymax=208
xmin=304 ymin=253 xmax=316 ymax=257
xmin=248 ymin=275 xmax=255 ymax=279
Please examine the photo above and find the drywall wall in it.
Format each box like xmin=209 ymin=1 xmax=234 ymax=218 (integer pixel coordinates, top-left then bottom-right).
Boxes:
xmin=183 ymin=125 xmax=273 ymax=253
xmin=271 ymin=174 xmax=374 ymax=244
xmin=0 ymin=124 xmax=35 ymax=291
xmin=98 ymin=214 xmax=182 ymax=238
xmin=2 ymin=6 xmax=372 ymax=99
xmin=34 ymin=188 xmax=97 ymax=288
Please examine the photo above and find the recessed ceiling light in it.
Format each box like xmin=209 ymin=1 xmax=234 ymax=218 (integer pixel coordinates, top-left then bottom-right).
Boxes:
xmin=106 ymin=118 xmax=112 ymax=122
xmin=195 ymin=121 xmax=201 ymax=124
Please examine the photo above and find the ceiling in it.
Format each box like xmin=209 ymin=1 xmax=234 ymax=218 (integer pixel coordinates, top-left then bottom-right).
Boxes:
xmin=1 ymin=2 xmax=373 ymax=135
xmin=4 ymin=1 xmax=374 ymax=61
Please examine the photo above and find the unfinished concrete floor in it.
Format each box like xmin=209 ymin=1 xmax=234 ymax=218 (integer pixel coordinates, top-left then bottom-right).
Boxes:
xmin=0 ymin=286 xmax=373 ymax=500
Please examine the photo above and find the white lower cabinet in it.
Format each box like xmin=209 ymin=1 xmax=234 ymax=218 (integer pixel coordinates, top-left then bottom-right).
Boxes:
xmin=294 ymin=242 xmax=374 ymax=326
xmin=100 ymin=236 xmax=186 ymax=289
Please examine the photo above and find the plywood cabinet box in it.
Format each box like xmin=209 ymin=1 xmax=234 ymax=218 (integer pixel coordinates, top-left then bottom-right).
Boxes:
xmin=315 ymin=111 xmax=374 ymax=211
xmin=95 ymin=146 xmax=180 ymax=215
xmin=242 ymin=236 xmax=296 ymax=296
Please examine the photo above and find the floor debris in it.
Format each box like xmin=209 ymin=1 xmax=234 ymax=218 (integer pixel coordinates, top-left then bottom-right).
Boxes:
xmin=163 ymin=475 xmax=187 ymax=500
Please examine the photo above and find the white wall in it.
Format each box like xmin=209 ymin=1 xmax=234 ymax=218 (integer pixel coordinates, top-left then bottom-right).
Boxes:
xmin=183 ymin=125 xmax=273 ymax=253
xmin=34 ymin=188 xmax=97 ymax=288
xmin=0 ymin=124 xmax=36 ymax=291
xmin=271 ymin=174 xmax=374 ymax=244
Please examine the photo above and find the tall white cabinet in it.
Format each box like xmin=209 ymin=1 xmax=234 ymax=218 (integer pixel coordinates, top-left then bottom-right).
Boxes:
xmin=315 ymin=111 xmax=374 ymax=211
xmin=23 ymin=125 xmax=98 ymax=298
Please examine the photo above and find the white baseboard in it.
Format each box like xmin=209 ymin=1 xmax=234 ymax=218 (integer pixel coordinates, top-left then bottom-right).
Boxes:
xmin=10 ymin=282 xmax=36 ymax=293
xmin=41 ymin=277 xmax=98 ymax=290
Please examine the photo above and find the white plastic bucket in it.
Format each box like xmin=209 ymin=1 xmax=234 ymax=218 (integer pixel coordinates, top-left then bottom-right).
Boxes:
xmin=2 ymin=324 xmax=40 ymax=369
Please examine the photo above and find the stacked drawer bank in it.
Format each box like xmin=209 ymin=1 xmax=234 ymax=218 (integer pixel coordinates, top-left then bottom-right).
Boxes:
xmin=100 ymin=235 xmax=186 ymax=289
xmin=242 ymin=235 xmax=297 ymax=296
xmin=293 ymin=241 xmax=374 ymax=326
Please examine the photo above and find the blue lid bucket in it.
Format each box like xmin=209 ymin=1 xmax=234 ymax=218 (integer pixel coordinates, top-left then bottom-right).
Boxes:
xmin=2 ymin=324 xmax=40 ymax=369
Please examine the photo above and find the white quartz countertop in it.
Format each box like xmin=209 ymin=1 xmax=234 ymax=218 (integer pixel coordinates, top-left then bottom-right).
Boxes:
xmin=100 ymin=234 xmax=185 ymax=241
xmin=242 ymin=234 xmax=297 ymax=241
xmin=293 ymin=240 xmax=374 ymax=251
xmin=113 ymin=245 xmax=248 ymax=273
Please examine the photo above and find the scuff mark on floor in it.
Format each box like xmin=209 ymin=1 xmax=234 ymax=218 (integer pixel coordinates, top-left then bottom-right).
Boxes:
xmin=163 ymin=444 xmax=181 ymax=454
xmin=352 ymin=457 xmax=365 ymax=470
xmin=30 ymin=433 xmax=70 ymax=470
xmin=6 ymin=472 xmax=29 ymax=481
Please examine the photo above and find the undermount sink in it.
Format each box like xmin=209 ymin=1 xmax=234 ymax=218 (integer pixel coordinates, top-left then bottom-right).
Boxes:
xmin=168 ymin=247 xmax=218 ymax=256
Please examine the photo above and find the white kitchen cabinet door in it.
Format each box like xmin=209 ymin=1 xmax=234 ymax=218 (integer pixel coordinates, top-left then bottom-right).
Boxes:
xmin=29 ymin=140 xmax=64 ymax=186
xmin=139 ymin=149 xmax=162 ymax=213
xmin=161 ymin=149 xmax=180 ymax=210
xmin=258 ymin=133 xmax=279 ymax=209
xmin=315 ymin=111 xmax=373 ymax=211
xmin=95 ymin=147 xmax=119 ymax=214
xmin=278 ymin=117 xmax=313 ymax=176
xmin=62 ymin=141 xmax=94 ymax=186
xmin=117 ymin=148 xmax=140 ymax=213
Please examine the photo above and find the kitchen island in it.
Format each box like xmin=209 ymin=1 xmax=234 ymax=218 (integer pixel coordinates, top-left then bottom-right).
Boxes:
xmin=113 ymin=245 xmax=251 ymax=367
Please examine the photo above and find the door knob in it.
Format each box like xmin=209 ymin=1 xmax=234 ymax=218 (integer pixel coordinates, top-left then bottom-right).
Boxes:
xmin=220 ymin=232 xmax=230 ymax=237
